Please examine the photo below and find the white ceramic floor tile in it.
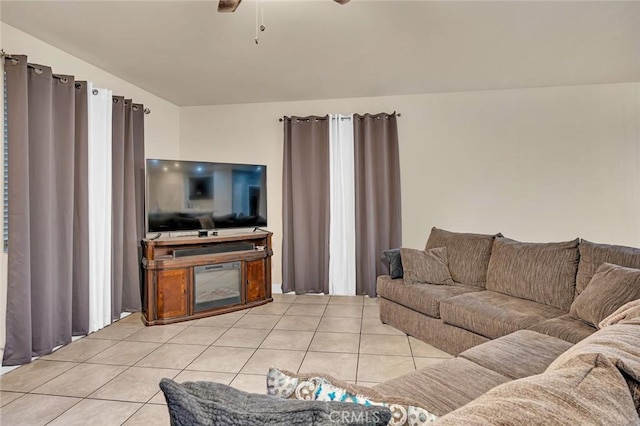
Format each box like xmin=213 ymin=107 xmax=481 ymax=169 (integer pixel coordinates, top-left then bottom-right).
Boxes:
xmin=0 ymin=394 xmax=80 ymax=426
xmin=186 ymin=346 xmax=255 ymax=373
xmin=5 ymin=295 xmax=455 ymax=425
xmin=48 ymin=399 xmax=141 ymax=426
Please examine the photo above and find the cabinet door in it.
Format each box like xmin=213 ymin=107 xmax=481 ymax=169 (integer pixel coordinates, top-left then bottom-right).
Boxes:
xmin=246 ymin=260 xmax=266 ymax=303
xmin=157 ymin=268 xmax=189 ymax=319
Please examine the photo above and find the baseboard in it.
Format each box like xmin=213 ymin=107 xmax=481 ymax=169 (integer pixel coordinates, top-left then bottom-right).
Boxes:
xmin=272 ymin=283 xmax=282 ymax=294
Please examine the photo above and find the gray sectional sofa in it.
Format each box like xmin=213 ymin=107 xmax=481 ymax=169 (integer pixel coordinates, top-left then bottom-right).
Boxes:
xmin=162 ymin=227 xmax=640 ymax=424
xmin=378 ymin=227 xmax=640 ymax=355
xmin=364 ymin=227 xmax=640 ymax=423
xmin=372 ymin=319 xmax=640 ymax=424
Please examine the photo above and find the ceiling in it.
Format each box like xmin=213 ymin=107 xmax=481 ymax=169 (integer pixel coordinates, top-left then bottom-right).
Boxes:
xmin=1 ymin=0 xmax=639 ymax=107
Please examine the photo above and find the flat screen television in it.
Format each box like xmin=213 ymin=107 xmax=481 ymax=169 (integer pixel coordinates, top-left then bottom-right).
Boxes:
xmin=146 ymin=159 xmax=267 ymax=233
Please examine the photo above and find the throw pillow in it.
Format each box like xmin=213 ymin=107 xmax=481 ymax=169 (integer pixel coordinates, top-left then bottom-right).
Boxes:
xmin=600 ymin=298 xmax=640 ymax=328
xmin=570 ymin=262 xmax=640 ymax=328
xmin=267 ymin=367 xmax=438 ymax=426
xmin=383 ymin=249 xmax=404 ymax=279
xmin=159 ymin=378 xmax=391 ymax=426
xmin=400 ymin=247 xmax=453 ymax=285
xmin=576 ymin=239 xmax=640 ymax=295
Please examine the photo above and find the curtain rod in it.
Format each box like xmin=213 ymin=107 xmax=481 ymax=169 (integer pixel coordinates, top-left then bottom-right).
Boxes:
xmin=278 ymin=112 xmax=401 ymax=122
xmin=0 ymin=49 xmax=14 ymax=61
xmin=2 ymin=49 xmax=150 ymax=115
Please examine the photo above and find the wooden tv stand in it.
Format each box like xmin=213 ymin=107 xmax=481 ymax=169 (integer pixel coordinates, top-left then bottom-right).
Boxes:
xmin=141 ymin=231 xmax=273 ymax=325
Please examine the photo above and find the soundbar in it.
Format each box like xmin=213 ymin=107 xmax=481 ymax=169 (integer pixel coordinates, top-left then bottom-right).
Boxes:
xmin=173 ymin=243 xmax=255 ymax=258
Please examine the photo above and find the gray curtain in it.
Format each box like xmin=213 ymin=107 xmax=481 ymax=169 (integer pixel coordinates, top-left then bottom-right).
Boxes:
xmin=3 ymin=56 xmax=88 ymax=365
xmin=111 ymin=97 xmax=144 ymax=319
xmin=72 ymin=81 xmax=90 ymax=336
xmin=282 ymin=116 xmax=330 ymax=294
xmin=354 ymin=112 xmax=402 ymax=296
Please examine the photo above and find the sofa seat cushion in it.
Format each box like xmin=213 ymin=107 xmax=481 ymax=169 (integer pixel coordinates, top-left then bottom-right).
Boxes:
xmin=527 ymin=314 xmax=596 ymax=344
xmin=459 ymin=330 xmax=573 ymax=380
xmin=376 ymin=275 xmax=481 ymax=319
xmin=440 ymin=291 xmax=564 ymax=339
xmin=434 ymin=352 xmax=640 ymax=426
xmin=577 ymin=239 xmax=640 ymax=295
xmin=425 ymin=227 xmax=500 ymax=287
xmin=486 ymin=237 xmax=579 ymax=311
xmin=373 ymin=358 xmax=511 ymax=417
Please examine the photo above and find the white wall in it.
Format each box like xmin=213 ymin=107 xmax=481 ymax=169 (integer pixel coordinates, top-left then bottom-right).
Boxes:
xmin=0 ymin=23 xmax=180 ymax=359
xmin=180 ymin=82 xmax=640 ymax=285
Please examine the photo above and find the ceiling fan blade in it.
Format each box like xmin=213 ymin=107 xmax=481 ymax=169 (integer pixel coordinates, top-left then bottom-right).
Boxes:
xmin=218 ymin=0 xmax=242 ymax=13
xmin=218 ymin=0 xmax=347 ymax=14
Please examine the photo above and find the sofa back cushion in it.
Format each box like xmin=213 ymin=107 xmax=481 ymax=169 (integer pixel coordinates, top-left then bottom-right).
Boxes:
xmin=570 ymin=263 xmax=640 ymax=328
xmin=425 ymin=227 xmax=499 ymax=287
xmin=577 ymin=240 xmax=640 ymax=296
xmin=486 ymin=237 xmax=579 ymax=311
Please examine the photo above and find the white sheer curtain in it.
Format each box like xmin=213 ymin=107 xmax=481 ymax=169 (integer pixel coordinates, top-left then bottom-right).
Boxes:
xmin=87 ymin=84 xmax=112 ymax=333
xmin=328 ymin=114 xmax=356 ymax=295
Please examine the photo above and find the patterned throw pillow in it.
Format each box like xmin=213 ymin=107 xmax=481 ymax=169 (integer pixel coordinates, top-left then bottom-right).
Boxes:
xmin=400 ymin=247 xmax=454 ymax=285
xmin=383 ymin=249 xmax=404 ymax=279
xmin=267 ymin=367 xmax=439 ymax=425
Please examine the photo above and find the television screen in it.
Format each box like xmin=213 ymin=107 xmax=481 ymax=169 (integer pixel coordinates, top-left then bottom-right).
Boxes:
xmin=146 ymin=159 xmax=267 ymax=233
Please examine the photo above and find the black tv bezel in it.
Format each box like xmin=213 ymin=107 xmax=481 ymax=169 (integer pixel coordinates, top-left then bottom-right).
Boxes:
xmin=145 ymin=159 xmax=267 ymax=235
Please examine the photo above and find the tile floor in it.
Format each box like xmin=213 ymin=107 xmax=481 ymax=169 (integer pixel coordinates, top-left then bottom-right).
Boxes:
xmin=0 ymin=294 xmax=453 ymax=425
